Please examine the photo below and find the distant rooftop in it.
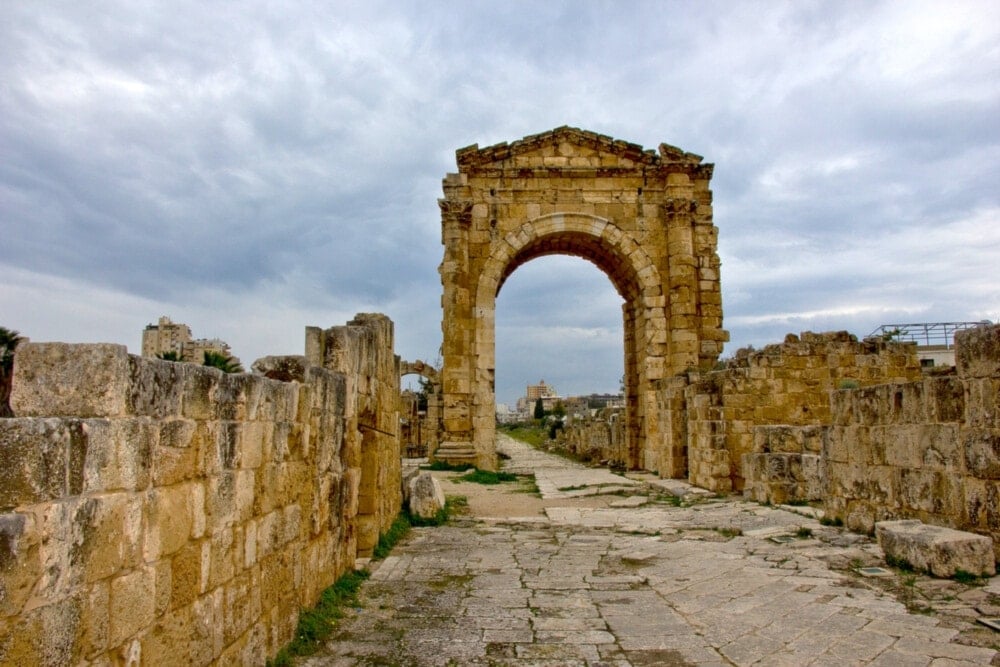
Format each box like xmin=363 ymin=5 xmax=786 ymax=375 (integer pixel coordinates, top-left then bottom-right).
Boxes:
xmin=867 ymin=321 xmax=992 ymax=348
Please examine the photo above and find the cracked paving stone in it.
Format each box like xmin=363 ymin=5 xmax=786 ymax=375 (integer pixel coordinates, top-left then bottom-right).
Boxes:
xmin=301 ymin=434 xmax=1000 ymax=666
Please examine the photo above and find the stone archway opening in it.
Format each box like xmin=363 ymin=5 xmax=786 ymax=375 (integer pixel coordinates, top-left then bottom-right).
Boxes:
xmin=495 ymin=254 xmax=624 ymax=432
xmin=399 ymin=359 xmax=442 ymax=458
xmin=437 ymin=127 xmax=727 ymax=475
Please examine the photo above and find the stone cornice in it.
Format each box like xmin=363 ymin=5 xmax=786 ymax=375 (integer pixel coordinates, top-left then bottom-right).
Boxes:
xmin=456 ymin=126 xmax=708 ymax=171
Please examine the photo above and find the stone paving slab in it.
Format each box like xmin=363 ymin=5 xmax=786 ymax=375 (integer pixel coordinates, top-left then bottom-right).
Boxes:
xmin=303 ymin=437 xmax=1000 ymax=666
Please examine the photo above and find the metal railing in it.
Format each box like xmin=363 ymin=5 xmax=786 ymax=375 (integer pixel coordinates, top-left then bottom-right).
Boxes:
xmin=867 ymin=321 xmax=992 ymax=348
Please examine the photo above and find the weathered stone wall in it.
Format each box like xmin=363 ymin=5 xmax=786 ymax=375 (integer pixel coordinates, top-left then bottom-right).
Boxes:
xmin=658 ymin=331 xmax=922 ymax=491
xmin=824 ymin=324 xmax=1000 ymax=549
xmin=0 ymin=314 xmax=401 ymax=666
xmin=742 ymin=425 xmax=826 ymax=504
xmin=555 ymin=409 xmax=626 ymax=467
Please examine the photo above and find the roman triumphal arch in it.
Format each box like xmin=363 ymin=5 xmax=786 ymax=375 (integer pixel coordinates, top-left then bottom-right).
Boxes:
xmin=437 ymin=127 xmax=727 ymax=472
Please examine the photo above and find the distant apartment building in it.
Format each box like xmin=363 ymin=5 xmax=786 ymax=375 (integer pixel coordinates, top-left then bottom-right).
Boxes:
xmin=525 ymin=380 xmax=557 ymax=401
xmin=141 ymin=316 xmax=239 ymax=365
xmin=141 ymin=317 xmax=191 ymax=358
xmin=516 ymin=380 xmax=564 ymax=413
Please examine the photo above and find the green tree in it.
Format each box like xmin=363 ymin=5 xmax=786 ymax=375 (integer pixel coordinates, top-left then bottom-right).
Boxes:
xmin=533 ymin=397 xmax=545 ymax=420
xmin=203 ymin=350 xmax=244 ymax=373
xmin=1 ymin=327 xmax=24 ymax=417
xmin=552 ymin=400 xmax=566 ymax=418
xmin=157 ymin=350 xmax=181 ymax=361
xmin=416 ymin=375 xmax=432 ymax=412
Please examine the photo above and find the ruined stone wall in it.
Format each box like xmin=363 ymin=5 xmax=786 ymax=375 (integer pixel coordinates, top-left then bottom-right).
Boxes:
xmin=742 ymin=425 xmax=827 ymax=504
xmin=824 ymin=324 xmax=1000 ymax=549
xmin=0 ymin=314 xmax=401 ymax=666
xmin=306 ymin=314 xmax=401 ymax=557
xmin=555 ymin=409 xmax=626 ymax=466
xmin=658 ymin=331 xmax=922 ymax=492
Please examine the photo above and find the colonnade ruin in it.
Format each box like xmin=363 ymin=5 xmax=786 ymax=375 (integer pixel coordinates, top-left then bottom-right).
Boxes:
xmin=1 ymin=127 xmax=998 ymax=665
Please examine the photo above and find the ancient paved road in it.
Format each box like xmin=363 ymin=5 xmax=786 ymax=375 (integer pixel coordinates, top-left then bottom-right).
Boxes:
xmin=303 ymin=436 xmax=1000 ymax=666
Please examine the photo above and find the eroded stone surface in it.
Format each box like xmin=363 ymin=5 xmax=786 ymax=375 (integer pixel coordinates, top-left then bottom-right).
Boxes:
xmin=408 ymin=472 xmax=446 ymax=521
xmin=877 ymin=520 xmax=996 ymax=578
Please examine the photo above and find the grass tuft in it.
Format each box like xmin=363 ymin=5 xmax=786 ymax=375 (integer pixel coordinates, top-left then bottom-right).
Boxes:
xmin=458 ymin=469 xmax=518 ymax=485
xmin=266 ymin=569 xmax=370 ymax=666
xmin=715 ymin=526 xmax=743 ymax=538
xmin=952 ymin=568 xmax=985 ymax=585
xmin=373 ymin=514 xmax=412 ymax=559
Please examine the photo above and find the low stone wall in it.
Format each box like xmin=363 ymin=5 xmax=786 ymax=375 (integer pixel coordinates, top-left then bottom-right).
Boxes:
xmin=742 ymin=425 xmax=825 ymax=504
xmin=824 ymin=324 xmax=1000 ymax=550
xmin=0 ymin=314 xmax=401 ymax=666
xmin=658 ymin=331 xmax=921 ymax=491
xmin=556 ymin=409 xmax=625 ymax=466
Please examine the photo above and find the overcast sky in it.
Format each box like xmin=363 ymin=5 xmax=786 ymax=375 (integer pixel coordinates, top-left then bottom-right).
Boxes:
xmin=2 ymin=2 xmax=998 ymax=406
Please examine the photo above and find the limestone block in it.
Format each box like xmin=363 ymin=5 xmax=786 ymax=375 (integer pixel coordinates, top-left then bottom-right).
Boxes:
xmin=126 ymin=356 xmax=185 ymax=419
xmin=802 ymin=454 xmax=824 ymax=500
xmin=876 ymin=519 xmax=996 ymax=577
xmin=408 ymin=472 xmax=445 ymax=520
xmin=11 ymin=343 xmax=131 ymax=417
xmin=80 ymin=418 xmax=155 ymax=493
xmin=143 ymin=483 xmax=197 ymax=561
xmin=169 ymin=541 xmax=208 ymax=609
xmin=154 ymin=418 xmax=199 ymax=486
xmin=0 ymin=512 xmax=42 ymax=617
xmin=964 ymin=428 xmax=1000 ymax=480
xmin=926 ymin=376 xmax=965 ymax=423
xmin=182 ymin=370 xmax=218 ymax=421
xmin=918 ymin=423 xmax=961 ymax=469
xmin=898 ymin=468 xmax=959 ymax=516
xmin=109 ymin=566 xmax=157 ymax=646
xmin=966 ymin=378 xmax=1000 ymax=428
xmin=0 ymin=593 xmax=84 ymax=666
xmin=213 ymin=373 xmax=251 ymax=421
xmin=0 ymin=419 xmax=71 ymax=509
xmin=209 ymin=527 xmax=238 ymax=590
xmin=956 ymin=324 xmax=1000 ymax=378
xmin=221 ymin=568 xmax=260 ymax=645
xmin=141 ymin=593 xmax=215 ymax=667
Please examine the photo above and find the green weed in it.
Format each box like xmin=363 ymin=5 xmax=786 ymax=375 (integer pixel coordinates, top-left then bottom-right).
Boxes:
xmin=373 ymin=514 xmax=411 ymax=559
xmin=952 ymin=568 xmax=985 ymax=585
xmin=715 ymin=526 xmax=743 ymax=538
xmin=458 ymin=469 xmax=518 ymax=485
xmin=266 ymin=569 xmax=371 ymax=665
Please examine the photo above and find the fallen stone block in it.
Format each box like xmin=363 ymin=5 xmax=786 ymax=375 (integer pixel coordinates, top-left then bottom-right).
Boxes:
xmin=876 ymin=519 xmax=996 ymax=578
xmin=408 ymin=472 xmax=445 ymax=521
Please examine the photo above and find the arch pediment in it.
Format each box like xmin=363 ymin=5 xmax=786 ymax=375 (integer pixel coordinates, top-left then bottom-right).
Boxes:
xmin=456 ymin=126 xmax=706 ymax=172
